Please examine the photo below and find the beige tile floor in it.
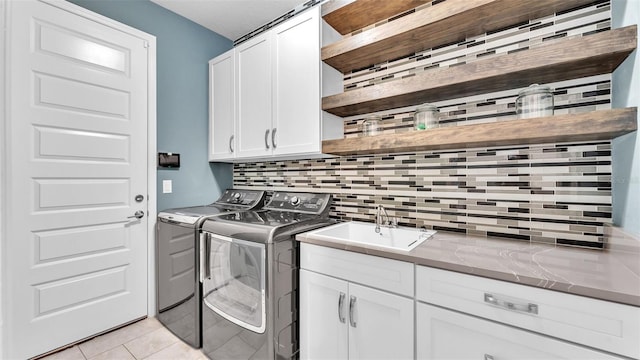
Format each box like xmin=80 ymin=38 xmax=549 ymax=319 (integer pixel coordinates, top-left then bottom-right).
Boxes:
xmin=40 ymin=317 xmax=208 ymax=360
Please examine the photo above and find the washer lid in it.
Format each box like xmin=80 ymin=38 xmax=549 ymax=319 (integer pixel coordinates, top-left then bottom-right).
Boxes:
xmin=158 ymin=205 xmax=227 ymax=224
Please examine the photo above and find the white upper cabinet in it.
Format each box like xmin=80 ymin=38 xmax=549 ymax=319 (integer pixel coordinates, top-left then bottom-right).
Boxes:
xmin=271 ymin=7 xmax=320 ymax=156
xmin=208 ymin=49 xmax=235 ymax=161
xmin=208 ymin=6 xmax=343 ymax=162
xmin=236 ymin=32 xmax=272 ymax=159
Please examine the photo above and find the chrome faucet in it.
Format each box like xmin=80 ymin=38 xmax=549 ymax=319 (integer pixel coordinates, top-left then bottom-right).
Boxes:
xmin=375 ymin=205 xmax=397 ymax=233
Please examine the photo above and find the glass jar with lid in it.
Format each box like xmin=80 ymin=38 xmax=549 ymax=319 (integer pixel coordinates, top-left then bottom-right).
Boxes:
xmin=361 ymin=115 xmax=381 ymax=136
xmin=516 ymin=84 xmax=554 ymax=119
xmin=414 ymin=103 xmax=439 ymax=130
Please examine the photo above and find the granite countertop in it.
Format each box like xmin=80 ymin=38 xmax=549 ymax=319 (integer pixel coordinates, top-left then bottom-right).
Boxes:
xmin=296 ymin=224 xmax=640 ymax=307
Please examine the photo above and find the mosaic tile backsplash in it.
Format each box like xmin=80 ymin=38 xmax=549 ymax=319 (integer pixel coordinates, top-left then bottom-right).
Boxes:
xmin=233 ymin=1 xmax=615 ymax=249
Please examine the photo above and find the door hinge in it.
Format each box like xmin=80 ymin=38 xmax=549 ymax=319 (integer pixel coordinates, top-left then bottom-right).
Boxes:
xmin=143 ymin=41 xmax=149 ymax=49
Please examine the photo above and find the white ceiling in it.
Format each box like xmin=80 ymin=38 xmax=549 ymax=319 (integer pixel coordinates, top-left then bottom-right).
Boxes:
xmin=150 ymin=0 xmax=308 ymax=41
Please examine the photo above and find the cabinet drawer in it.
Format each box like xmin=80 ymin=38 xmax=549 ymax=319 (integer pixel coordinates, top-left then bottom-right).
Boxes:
xmin=416 ymin=266 xmax=640 ymax=359
xmin=417 ymin=302 xmax=623 ymax=360
xmin=301 ymin=243 xmax=413 ymax=297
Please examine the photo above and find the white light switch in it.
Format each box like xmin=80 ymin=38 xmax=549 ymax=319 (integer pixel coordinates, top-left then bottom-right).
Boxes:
xmin=162 ymin=180 xmax=172 ymax=194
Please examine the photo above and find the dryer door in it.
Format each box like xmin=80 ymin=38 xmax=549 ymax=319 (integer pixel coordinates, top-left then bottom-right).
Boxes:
xmin=202 ymin=233 xmax=266 ymax=333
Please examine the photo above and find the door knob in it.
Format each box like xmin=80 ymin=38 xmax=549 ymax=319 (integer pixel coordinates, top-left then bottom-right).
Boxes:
xmin=127 ymin=210 xmax=145 ymax=219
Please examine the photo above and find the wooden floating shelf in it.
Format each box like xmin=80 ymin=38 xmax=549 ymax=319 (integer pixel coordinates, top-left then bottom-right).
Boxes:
xmin=322 ymin=0 xmax=429 ymax=35
xmin=322 ymin=0 xmax=596 ymax=73
xmin=322 ymin=25 xmax=637 ymax=117
xmin=321 ymin=108 xmax=638 ymax=156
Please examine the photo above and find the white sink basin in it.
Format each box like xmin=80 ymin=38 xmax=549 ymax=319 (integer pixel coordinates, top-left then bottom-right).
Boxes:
xmin=307 ymin=221 xmax=436 ymax=251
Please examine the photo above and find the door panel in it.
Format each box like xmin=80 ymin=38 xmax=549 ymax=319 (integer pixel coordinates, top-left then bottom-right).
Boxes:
xmin=35 ymin=126 xmax=130 ymax=162
xmin=35 ymin=73 xmax=131 ymax=117
xmin=236 ymin=33 xmax=272 ymax=158
xmin=35 ymin=223 xmax=127 ymax=262
xmin=348 ymin=283 xmax=414 ymax=360
xmin=157 ymin=223 xmax=195 ymax=311
xmin=416 ymin=303 xmax=621 ymax=360
xmin=35 ymin=267 xmax=128 ymax=315
xmin=272 ymin=8 xmax=320 ymax=155
xmin=209 ymin=50 xmax=235 ymax=160
xmin=36 ymin=20 xmax=128 ymax=73
xmin=5 ymin=1 xmax=149 ymax=358
xmin=299 ymin=270 xmax=348 ymax=360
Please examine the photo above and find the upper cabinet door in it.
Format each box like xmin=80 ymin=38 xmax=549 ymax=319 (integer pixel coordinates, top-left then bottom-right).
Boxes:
xmin=209 ymin=49 xmax=235 ymax=161
xmin=236 ymin=33 xmax=273 ymax=158
xmin=271 ymin=7 xmax=321 ymax=156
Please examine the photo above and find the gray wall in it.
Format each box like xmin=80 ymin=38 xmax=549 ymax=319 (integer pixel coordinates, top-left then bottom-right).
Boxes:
xmin=612 ymin=0 xmax=639 ymax=236
xmin=69 ymin=0 xmax=234 ymax=211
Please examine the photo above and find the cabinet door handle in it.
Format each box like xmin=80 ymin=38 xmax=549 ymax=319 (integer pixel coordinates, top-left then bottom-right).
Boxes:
xmin=271 ymin=128 xmax=277 ymax=149
xmin=338 ymin=292 xmax=346 ymax=323
xmin=349 ymin=296 xmax=357 ymax=328
xmin=484 ymin=355 xmax=494 ymax=360
xmin=229 ymin=135 xmax=234 ymax=153
xmin=264 ymin=129 xmax=270 ymax=149
xmin=484 ymin=293 xmax=538 ymax=315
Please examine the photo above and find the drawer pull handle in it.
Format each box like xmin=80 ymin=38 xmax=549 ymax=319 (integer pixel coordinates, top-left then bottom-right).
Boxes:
xmin=349 ymin=296 xmax=357 ymax=328
xmin=484 ymin=293 xmax=538 ymax=315
xmin=484 ymin=355 xmax=494 ymax=360
xmin=338 ymin=292 xmax=346 ymax=323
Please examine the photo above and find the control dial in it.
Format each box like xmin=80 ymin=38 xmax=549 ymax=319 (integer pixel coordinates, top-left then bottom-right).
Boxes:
xmin=290 ymin=196 xmax=301 ymax=206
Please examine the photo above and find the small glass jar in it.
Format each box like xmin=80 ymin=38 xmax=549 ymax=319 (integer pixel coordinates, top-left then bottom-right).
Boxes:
xmin=361 ymin=115 xmax=381 ymax=136
xmin=516 ymin=84 xmax=554 ymax=119
xmin=414 ymin=103 xmax=439 ymax=130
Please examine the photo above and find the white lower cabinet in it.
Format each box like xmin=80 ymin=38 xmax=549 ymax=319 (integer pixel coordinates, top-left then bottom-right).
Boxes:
xmin=300 ymin=244 xmax=414 ymax=360
xmin=417 ymin=303 xmax=623 ymax=360
xmin=416 ymin=266 xmax=640 ymax=359
xmin=300 ymin=269 xmax=348 ymax=360
xmin=299 ymin=244 xmax=639 ymax=360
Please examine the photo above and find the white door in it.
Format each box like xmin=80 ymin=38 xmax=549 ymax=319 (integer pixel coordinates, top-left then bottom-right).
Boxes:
xmin=272 ymin=7 xmax=321 ymax=156
xmin=236 ymin=32 xmax=273 ymax=159
xmin=300 ymin=270 xmax=349 ymax=360
xmin=5 ymin=1 xmax=150 ymax=358
xmin=209 ymin=49 xmax=236 ymax=161
xmin=348 ymin=283 xmax=414 ymax=360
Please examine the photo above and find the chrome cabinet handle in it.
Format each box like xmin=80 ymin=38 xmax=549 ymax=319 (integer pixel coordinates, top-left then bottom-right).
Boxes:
xmin=338 ymin=292 xmax=346 ymax=323
xmin=127 ymin=210 xmax=144 ymax=219
xmin=484 ymin=293 xmax=538 ymax=315
xmin=484 ymin=355 xmax=494 ymax=360
xmin=264 ymin=129 xmax=270 ymax=149
xmin=229 ymin=135 xmax=234 ymax=153
xmin=349 ymin=296 xmax=357 ymax=328
xmin=271 ymin=128 xmax=277 ymax=149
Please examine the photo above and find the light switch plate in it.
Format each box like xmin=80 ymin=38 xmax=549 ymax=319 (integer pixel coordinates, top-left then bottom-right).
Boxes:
xmin=162 ymin=180 xmax=172 ymax=194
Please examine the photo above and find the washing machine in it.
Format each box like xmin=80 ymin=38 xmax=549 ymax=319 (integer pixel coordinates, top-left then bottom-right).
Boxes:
xmin=199 ymin=191 xmax=333 ymax=359
xmin=156 ymin=189 xmax=266 ymax=348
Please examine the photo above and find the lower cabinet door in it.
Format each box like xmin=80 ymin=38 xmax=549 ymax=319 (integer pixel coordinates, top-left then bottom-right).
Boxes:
xmin=349 ymin=283 xmax=414 ymax=360
xmin=416 ymin=302 xmax=624 ymax=360
xmin=300 ymin=269 xmax=349 ymax=360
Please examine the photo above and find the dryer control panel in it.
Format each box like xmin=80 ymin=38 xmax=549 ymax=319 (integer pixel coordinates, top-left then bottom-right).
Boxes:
xmin=265 ymin=192 xmax=331 ymax=215
xmin=215 ymin=189 xmax=266 ymax=208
